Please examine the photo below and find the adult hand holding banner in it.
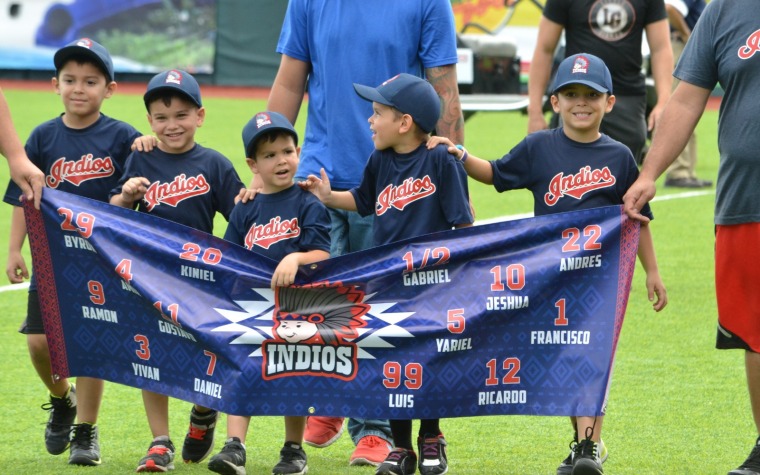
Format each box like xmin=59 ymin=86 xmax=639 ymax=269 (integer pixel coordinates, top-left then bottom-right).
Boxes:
xmin=24 ymin=188 xmax=639 ymax=419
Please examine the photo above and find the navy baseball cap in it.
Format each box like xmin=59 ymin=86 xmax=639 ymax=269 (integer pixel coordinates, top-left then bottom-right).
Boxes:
xmin=551 ymin=53 xmax=613 ymax=94
xmin=353 ymin=73 xmax=441 ymax=133
xmin=242 ymin=111 xmax=298 ymax=157
xmin=144 ymin=69 xmax=202 ymax=108
xmin=54 ymin=38 xmax=114 ymax=82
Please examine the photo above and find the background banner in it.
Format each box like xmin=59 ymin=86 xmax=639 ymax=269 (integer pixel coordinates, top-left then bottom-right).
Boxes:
xmin=24 ymin=188 xmax=639 ymax=419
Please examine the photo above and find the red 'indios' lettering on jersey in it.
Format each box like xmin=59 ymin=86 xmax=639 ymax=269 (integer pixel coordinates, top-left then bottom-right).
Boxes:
xmin=376 ymin=175 xmax=436 ymax=216
xmin=544 ymin=166 xmax=616 ymax=206
xmin=738 ymin=29 xmax=760 ymax=59
xmin=143 ymin=173 xmax=210 ymax=211
xmin=46 ymin=154 xmax=115 ymax=188
xmin=245 ymin=217 xmax=300 ymax=250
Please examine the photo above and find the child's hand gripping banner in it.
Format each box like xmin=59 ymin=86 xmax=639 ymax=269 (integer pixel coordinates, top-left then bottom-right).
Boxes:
xmin=24 ymin=189 xmax=639 ymax=419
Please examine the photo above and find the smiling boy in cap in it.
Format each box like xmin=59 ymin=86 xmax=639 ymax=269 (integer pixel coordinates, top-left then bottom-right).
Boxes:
xmin=427 ymin=53 xmax=667 ymax=475
xmin=109 ymin=69 xmax=246 ymax=471
xmin=300 ymin=73 xmax=473 ymax=475
xmin=3 ymin=36 xmax=144 ymax=468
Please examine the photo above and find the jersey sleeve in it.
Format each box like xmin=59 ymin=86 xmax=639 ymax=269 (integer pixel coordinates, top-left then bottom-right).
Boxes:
xmin=419 ymin=0 xmax=459 ymax=68
xmin=212 ymin=156 xmax=245 ymax=221
xmin=490 ymin=138 xmax=535 ymax=193
xmin=276 ymin=0 xmax=310 ymax=62
xmin=108 ymin=150 xmax=141 ymax=204
xmin=223 ymin=203 xmax=247 ymax=246
xmin=541 ymin=0 xmax=570 ymax=26
xmin=298 ymin=193 xmax=332 ymax=253
xmin=434 ymin=147 xmax=473 ymax=226
xmin=645 ymin=0 xmax=668 ymax=25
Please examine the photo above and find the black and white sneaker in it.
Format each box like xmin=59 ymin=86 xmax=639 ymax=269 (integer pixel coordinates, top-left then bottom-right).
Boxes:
xmin=181 ymin=407 xmax=217 ymax=463
xmin=418 ymin=435 xmax=448 ymax=475
xmin=69 ymin=423 xmax=101 ymax=466
xmin=208 ymin=437 xmax=247 ymax=475
xmin=558 ymin=438 xmax=607 ymax=474
xmin=42 ymin=383 xmax=77 ymax=455
xmin=376 ymin=448 xmax=417 ymax=475
xmin=571 ymin=435 xmax=603 ymax=475
xmin=272 ymin=442 xmax=308 ymax=475
xmin=136 ymin=438 xmax=175 ymax=472
xmin=729 ymin=437 xmax=760 ymax=475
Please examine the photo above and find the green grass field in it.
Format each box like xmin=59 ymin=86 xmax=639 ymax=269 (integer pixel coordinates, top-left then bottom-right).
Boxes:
xmin=0 ymin=85 xmax=750 ymax=474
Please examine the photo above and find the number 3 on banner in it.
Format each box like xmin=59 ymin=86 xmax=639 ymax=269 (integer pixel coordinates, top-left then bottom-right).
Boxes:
xmin=134 ymin=334 xmax=150 ymax=360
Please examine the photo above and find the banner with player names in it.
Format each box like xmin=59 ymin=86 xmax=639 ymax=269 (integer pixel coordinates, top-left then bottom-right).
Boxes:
xmin=25 ymin=189 xmax=639 ymax=419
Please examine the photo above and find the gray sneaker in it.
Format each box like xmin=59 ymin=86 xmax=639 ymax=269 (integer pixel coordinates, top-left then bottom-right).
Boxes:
xmin=42 ymin=384 xmax=77 ymax=455
xmin=571 ymin=437 xmax=604 ymax=475
xmin=69 ymin=423 xmax=101 ymax=466
xmin=208 ymin=437 xmax=246 ymax=475
xmin=272 ymin=442 xmax=308 ymax=475
xmin=558 ymin=439 xmax=607 ymax=475
xmin=136 ymin=438 xmax=175 ymax=472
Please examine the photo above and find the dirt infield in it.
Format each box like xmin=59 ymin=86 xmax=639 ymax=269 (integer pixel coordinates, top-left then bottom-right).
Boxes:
xmin=0 ymin=79 xmax=271 ymax=100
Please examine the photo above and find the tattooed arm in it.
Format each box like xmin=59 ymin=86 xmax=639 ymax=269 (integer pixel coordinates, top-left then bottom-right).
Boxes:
xmin=426 ymin=65 xmax=464 ymax=145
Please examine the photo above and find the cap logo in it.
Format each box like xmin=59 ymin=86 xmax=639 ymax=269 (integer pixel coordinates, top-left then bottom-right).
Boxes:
xmin=255 ymin=112 xmax=273 ymax=129
xmin=381 ymin=74 xmax=401 ymax=87
xmin=572 ymin=56 xmax=590 ymax=75
xmin=165 ymin=70 xmax=183 ymax=85
xmin=75 ymin=38 xmax=93 ymax=49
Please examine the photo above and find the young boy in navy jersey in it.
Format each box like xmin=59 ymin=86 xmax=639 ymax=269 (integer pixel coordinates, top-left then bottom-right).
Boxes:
xmin=3 ymin=38 xmax=142 ymax=467
xmin=109 ymin=69 xmax=246 ymax=472
xmin=207 ymin=111 xmax=330 ymax=475
xmin=301 ymin=73 xmax=473 ymax=475
xmin=429 ymin=53 xmax=668 ymax=475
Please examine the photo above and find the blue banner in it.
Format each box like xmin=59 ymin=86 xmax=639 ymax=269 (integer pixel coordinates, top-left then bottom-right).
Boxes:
xmin=24 ymin=189 xmax=639 ymax=419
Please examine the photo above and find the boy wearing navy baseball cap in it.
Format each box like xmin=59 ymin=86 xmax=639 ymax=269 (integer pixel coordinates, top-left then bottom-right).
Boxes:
xmin=301 ymin=73 xmax=473 ymax=475
xmin=3 ymin=36 xmax=143 ymax=467
xmin=428 ymin=53 xmax=667 ymax=475
xmin=110 ymin=70 xmax=246 ymax=471
xmin=210 ymin=112 xmax=330 ymax=475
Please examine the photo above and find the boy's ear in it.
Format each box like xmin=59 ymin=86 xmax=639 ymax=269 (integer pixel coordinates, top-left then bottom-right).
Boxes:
xmin=605 ymin=94 xmax=616 ymax=113
xmin=104 ymin=81 xmax=117 ymax=99
xmin=246 ymin=157 xmax=258 ymax=174
xmin=398 ymin=113 xmax=414 ymax=134
xmin=52 ymin=76 xmax=60 ymax=95
xmin=196 ymin=106 xmax=206 ymax=127
xmin=550 ymin=94 xmax=560 ymax=113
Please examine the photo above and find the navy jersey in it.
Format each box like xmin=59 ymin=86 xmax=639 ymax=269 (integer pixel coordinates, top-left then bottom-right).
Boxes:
xmin=491 ymin=128 xmax=653 ymax=219
xmin=350 ymin=143 xmax=473 ymax=246
xmin=224 ymin=185 xmax=331 ymax=262
xmin=3 ymin=114 xmax=140 ymax=206
xmin=111 ymin=144 xmax=244 ymax=234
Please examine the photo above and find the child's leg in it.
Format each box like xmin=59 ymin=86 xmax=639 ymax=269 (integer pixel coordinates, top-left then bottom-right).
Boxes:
xmin=142 ymin=390 xmax=170 ymax=438
xmin=575 ymin=416 xmax=603 ymax=442
xmin=389 ymin=420 xmax=413 ymax=450
xmin=284 ymin=415 xmax=306 ymax=443
xmin=75 ymin=377 xmax=103 ymax=424
xmin=27 ymin=333 xmax=70 ymax=395
xmin=227 ymin=415 xmax=251 ymax=444
xmin=418 ymin=419 xmax=441 ymax=438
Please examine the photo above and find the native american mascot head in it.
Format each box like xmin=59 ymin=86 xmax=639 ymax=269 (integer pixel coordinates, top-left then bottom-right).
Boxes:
xmin=273 ymin=283 xmax=369 ymax=345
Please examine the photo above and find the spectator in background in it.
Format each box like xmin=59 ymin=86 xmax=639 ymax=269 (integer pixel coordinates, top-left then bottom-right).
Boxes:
xmin=662 ymin=0 xmax=711 ymax=188
xmin=265 ymin=0 xmax=464 ymax=468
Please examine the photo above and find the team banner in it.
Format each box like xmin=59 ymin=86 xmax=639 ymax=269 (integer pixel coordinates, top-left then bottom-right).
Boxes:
xmin=24 ymin=189 xmax=639 ymax=419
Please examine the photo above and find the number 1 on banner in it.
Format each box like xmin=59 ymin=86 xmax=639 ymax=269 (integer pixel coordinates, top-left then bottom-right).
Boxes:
xmin=402 ymin=247 xmax=450 ymax=272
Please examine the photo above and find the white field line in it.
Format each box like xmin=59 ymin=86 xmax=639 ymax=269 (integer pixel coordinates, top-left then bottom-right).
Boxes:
xmin=0 ymin=190 xmax=715 ymax=294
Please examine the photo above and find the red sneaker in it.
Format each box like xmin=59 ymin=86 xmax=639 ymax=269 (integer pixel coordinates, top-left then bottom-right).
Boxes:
xmin=303 ymin=416 xmax=345 ymax=448
xmin=350 ymin=435 xmax=393 ymax=466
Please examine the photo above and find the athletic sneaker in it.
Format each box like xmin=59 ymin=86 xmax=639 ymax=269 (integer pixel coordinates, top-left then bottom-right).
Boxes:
xmin=557 ymin=439 xmax=608 ymax=475
xmin=181 ymin=407 xmax=218 ymax=463
xmin=350 ymin=435 xmax=393 ymax=466
xmin=729 ymin=436 xmax=760 ymax=475
xmin=376 ymin=448 xmax=417 ymax=475
xmin=68 ymin=423 xmax=101 ymax=466
xmin=208 ymin=437 xmax=247 ymax=475
xmin=41 ymin=383 xmax=77 ymax=455
xmin=417 ymin=435 xmax=448 ymax=475
xmin=303 ymin=416 xmax=344 ymax=448
xmin=272 ymin=442 xmax=308 ymax=475
xmin=571 ymin=437 xmax=603 ymax=475
xmin=136 ymin=438 xmax=175 ymax=472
